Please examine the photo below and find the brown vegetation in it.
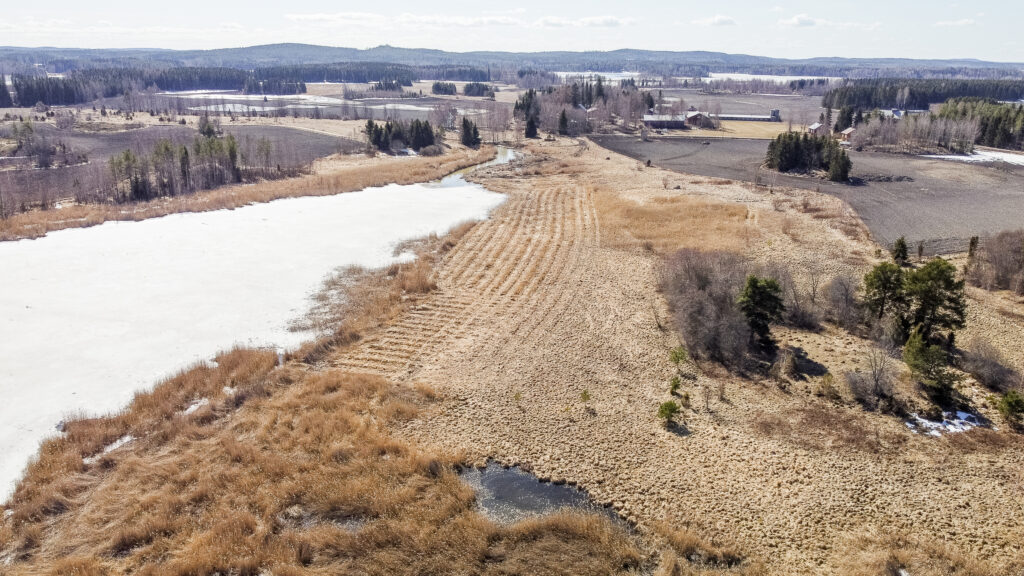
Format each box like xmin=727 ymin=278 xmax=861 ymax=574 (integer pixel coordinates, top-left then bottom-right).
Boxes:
xmin=1 ymin=358 xmax=639 ymax=574
xmin=0 ymin=146 xmax=495 ymax=241
xmin=595 ymin=192 xmax=753 ymax=253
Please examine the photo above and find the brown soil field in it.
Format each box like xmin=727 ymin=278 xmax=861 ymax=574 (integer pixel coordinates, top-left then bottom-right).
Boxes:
xmin=591 ymin=134 xmax=1024 ymax=254
xmin=3 ymin=136 xmax=1024 ymax=575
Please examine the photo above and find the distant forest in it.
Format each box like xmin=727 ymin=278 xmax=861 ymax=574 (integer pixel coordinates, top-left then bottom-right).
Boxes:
xmin=822 ymin=79 xmax=1024 ymax=110
xmin=2 ymin=63 xmax=491 ymax=106
xmin=2 ymin=44 xmax=1021 ymax=80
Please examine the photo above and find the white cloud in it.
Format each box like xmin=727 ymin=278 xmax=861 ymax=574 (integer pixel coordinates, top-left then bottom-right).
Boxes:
xmin=535 ymin=16 xmax=634 ymax=28
xmin=779 ymin=13 xmax=821 ymax=27
xmin=769 ymin=6 xmax=784 ymax=12
xmin=778 ymin=13 xmax=880 ymax=31
xmin=284 ymin=12 xmax=385 ymax=25
xmin=692 ymin=14 xmax=737 ymax=27
xmin=397 ymin=14 xmax=521 ymax=27
xmin=934 ymin=18 xmax=976 ymax=27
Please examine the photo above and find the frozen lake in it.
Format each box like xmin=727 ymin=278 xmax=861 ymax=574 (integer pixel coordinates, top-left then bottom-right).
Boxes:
xmin=0 ymin=157 xmax=509 ymax=498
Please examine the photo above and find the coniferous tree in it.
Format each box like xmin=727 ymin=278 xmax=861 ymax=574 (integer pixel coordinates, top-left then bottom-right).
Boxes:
xmin=738 ymin=275 xmax=785 ymax=351
xmin=461 ymin=117 xmax=481 ymax=147
xmin=525 ymin=116 xmax=538 ymax=139
xmin=891 ymin=237 xmax=909 ymax=266
xmin=558 ymin=109 xmax=569 ymax=136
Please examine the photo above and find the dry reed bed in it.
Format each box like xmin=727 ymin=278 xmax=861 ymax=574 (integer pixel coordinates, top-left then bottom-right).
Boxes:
xmin=1 ymin=355 xmax=641 ymax=574
xmin=0 ymin=147 xmax=495 ymax=242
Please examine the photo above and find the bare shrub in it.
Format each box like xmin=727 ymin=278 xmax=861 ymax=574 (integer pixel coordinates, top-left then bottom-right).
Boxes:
xmin=763 ymin=261 xmax=820 ymax=330
xmin=968 ymin=230 xmax=1024 ymax=294
xmin=845 ymin=345 xmax=896 ymax=410
xmin=961 ymin=338 xmax=1019 ymax=392
xmin=823 ymin=275 xmax=862 ymax=329
xmin=661 ymin=249 xmax=751 ymax=367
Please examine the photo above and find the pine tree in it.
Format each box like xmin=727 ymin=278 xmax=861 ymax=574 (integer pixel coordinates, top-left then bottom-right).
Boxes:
xmin=558 ymin=109 xmax=569 ymax=136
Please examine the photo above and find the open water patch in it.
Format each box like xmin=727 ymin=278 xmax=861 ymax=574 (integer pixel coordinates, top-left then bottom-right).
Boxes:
xmin=459 ymin=462 xmax=619 ymax=525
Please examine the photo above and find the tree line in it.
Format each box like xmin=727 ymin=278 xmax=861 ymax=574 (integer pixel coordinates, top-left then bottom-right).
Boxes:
xmin=936 ymin=98 xmax=1024 ymax=150
xmin=5 ymin=62 xmax=493 ymax=106
xmin=107 ymin=121 xmax=289 ymax=203
xmin=822 ymin=79 xmax=1024 ymax=111
xmin=765 ymin=132 xmax=851 ymax=182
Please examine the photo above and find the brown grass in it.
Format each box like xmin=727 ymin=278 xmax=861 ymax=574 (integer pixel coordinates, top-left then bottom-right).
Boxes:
xmin=836 ymin=527 xmax=1017 ymax=576
xmin=0 ymin=146 xmax=495 ymax=241
xmin=1 ymin=360 xmax=639 ymax=575
xmin=752 ymin=403 xmax=908 ymax=454
xmin=594 ymin=190 xmax=753 ymax=253
xmin=289 ymin=220 xmax=479 ymax=358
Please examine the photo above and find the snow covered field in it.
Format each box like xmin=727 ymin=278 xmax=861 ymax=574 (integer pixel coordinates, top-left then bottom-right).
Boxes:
xmin=928 ymin=149 xmax=1024 ymax=167
xmin=0 ymin=170 xmax=506 ymax=498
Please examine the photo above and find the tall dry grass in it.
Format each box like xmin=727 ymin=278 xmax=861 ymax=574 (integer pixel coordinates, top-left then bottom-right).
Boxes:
xmin=0 ymin=147 xmax=495 ymax=241
xmin=0 ymin=362 xmax=640 ymax=574
xmin=836 ymin=527 xmax=1015 ymax=576
xmin=594 ymin=190 xmax=754 ymax=253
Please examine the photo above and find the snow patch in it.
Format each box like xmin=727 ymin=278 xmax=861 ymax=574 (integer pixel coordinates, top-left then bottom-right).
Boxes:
xmin=927 ymin=150 xmax=1024 ymax=167
xmin=905 ymin=411 xmax=981 ymax=436
xmin=182 ymin=398 xmax=210 ymax=416
xmin=83 ymin=435 xmax=134 ymax=465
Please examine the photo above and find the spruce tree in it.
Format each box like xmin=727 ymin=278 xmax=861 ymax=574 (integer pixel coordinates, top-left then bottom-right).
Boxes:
xmin=558 ymin=109 xmax=569 ymax=136
xmin=738 ymin=275 xmax=785 ymax=351
xmin=525 ymin=116 xmax=538 ymax=139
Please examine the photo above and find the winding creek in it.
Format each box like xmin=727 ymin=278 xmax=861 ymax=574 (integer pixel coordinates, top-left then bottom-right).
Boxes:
xmin=0 ymin=149 xmax=514 ymax=497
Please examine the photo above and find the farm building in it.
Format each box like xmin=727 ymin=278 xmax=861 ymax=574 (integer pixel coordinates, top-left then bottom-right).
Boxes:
xmin=840 ymin=127 xmax=856 ymax=141
xmin=808 ymin=122 xmax=828 ymax=136
xmin=642 ymin=114 xmax=688 ymax=129
xmin=716 ymin=109 xmax=782 ymax=122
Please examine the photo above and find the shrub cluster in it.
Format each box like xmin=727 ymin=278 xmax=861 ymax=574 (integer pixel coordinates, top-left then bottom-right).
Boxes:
xmin=431 ymin=82 xmax=457 ymax=96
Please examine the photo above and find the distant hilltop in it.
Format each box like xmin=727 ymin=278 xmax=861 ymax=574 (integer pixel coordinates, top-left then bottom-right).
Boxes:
xmin=1 ymin=43 xmax=1022 ymax=79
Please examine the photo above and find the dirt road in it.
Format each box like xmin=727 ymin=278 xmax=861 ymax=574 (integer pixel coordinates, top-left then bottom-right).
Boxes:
xmin=331 ymin=139 xmax=1024 ymax=574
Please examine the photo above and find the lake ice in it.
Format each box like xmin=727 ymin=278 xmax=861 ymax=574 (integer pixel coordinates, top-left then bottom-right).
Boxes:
xmin=0 ymin=173 xmax=505 ymax=498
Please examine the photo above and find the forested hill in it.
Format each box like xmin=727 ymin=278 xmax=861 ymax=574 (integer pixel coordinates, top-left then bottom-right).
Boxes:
xmin=1 ymin=44 xmax=1022 ymax=78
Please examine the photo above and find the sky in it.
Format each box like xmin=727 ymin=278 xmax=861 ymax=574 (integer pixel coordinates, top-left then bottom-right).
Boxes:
xmin=1 ymin=0 xmax=1022 ymax=62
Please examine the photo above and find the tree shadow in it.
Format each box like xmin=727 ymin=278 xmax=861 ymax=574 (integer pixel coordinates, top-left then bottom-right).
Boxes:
xmin=790 ymin=346 xmax=828 ymax=379
xmin=666 ymin=420 xmax=691 ymax=437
